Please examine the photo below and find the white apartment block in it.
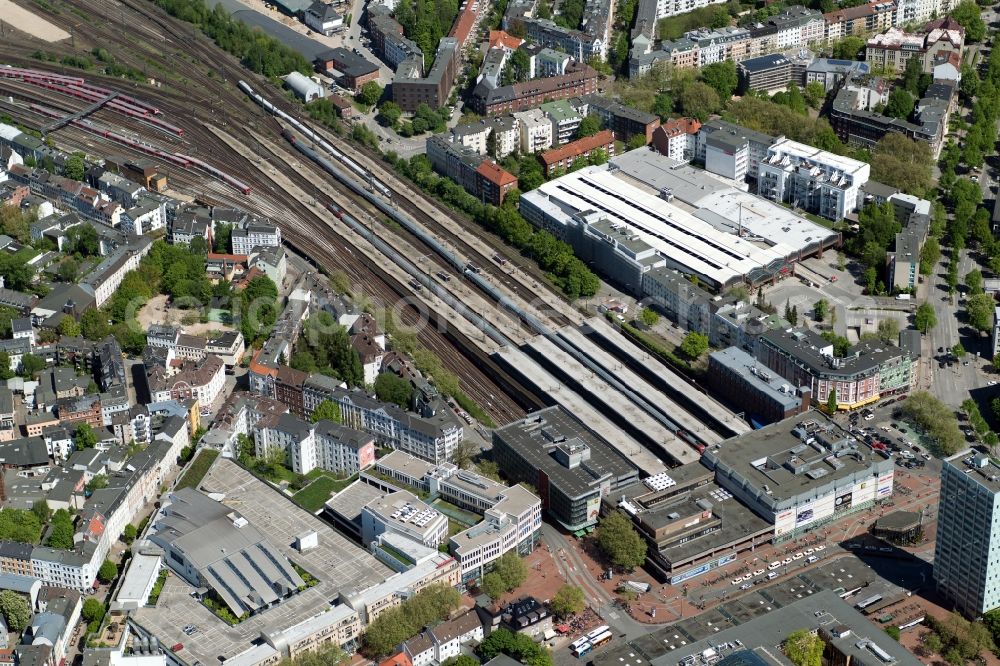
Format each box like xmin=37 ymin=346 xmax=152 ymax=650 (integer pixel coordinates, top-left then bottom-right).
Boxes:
xmin=651 ymin=0 xmax=727 ymax=20
xmin=81 ymin=238 xmax=153 ymax=308
xmin=253 ymin=413 xmax=375 ymax=475
xmin=120 ymin=199 xmax=164 ymax=236
xmin=757 ymin=138 xmax=870 ymax=222
xmin=895 ymin=0 xmax=942 ymax=24
xmin=513 ymin=109 xmax=554 ymax=154
xmin=232 ymin=221 xmax=282 ymax=255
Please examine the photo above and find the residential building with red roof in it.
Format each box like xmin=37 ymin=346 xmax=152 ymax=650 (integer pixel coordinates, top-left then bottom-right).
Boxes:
xmin=475 ymin=161 xmax=518 ymax=206
xmin=540 ymin=130 xmax=615 ymax=175
xmin=651 ymin=117 xmax=701 ymax=162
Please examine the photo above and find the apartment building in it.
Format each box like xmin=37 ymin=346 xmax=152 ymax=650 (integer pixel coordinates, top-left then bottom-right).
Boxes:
xmin=865 ymin=17 xmax=964 ymax=73
xmin=80 ymin=237 xmax=153 ymax=308
xmin=301 ymin=374 xmax=464 ymax=464
xmin=650 ymin=118 xmax=701 ymax=162
xmin=757 ymin=138 xmax=870 ymax=221
xmin=231 ymin=219 xmax=282 ymax=255
xmin=934 ymin=452 xmax=1000 ymax=616
xmin=393 ymin=39 xmax=459 ymax=112
xmin=823 ymin=0 xmax=896 ymax=41
xmin=572 ymin=94 xmax=661 ymax=144
xmin=539 ymin=130 xmax=614 ymax=175
xmin=541 ymin=101 xmax=582 ymax=145
xmin=754 ymin=328 xmax=916 ymax=409
xmin=512 ymin=109 xmax=554 ymax=153
xmin=470 ymin=63 xmax=599 ymax=115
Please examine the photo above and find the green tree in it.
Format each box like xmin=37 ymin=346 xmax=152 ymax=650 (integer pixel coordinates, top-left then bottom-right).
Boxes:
xmin=550 ymin=584 xmax=585 ymax=618
xmin=58 ymin=316 xmax=81 ymax=338
xmin=361 ymin=583 xmax=461 ymax=657
xmin=373 ymin=372 xmax=414 ymax=407
xmin=627 ymin=134 xmax=647 ymax=150
xmin=58 ymin=258 xmax=80 ymax=284
xmin=66 ymin=224 xmax=100 ymax=257
xmin=831 ymin=36 xmax=864 ymax=59
xmin=924 ymin=633 xmax=943 ymax=653
xmin=63 ymin=153 xmax=86 ymax=181
xmin=122 ymin=523 xmax=137 ymax=544
xmin=45 ymin=508 xmax=75 ymax=550
xmin=80 ymin=308 xmax=111 ymax=341
xmin=679 ymin=331 xmax=708 ymax=359
xmin=576 ymin=114 xmax=603 ymax=139
xmin=699 ymin=60 xmax=738 ymax=100
xmin=966 ymin=293 xmax=995 ymax=332
xmin=19 ymin=353 xmax=45 ymax=378
xmin=803 ymin=81 xmax=826 ymax=109
xmin=495 ymin=552 xmax=528 ymax=590
xmin=481 ymin=572 xmax=505 ymax=599
xmin=884 ymin=88 xmax=914 ymax=119
xmin=86 ymin=474 xmax=108 ymax=493
xmin=814 ymin=299 xmax=829 ymax=322
xmin=0 ymin=352 xmax=12 ymax=381
xmin=967 ymin=269 xmax=985 ymax=295
xmin=76 ymin=423 xmax=98 ymax=449
xmin=596 ymin=511 xmax=646 ymax=570
xmin=919 ymin=237 xmax=940 ymax=275
xmin=311 ymin=399 xmax=342 ymax=424
xmin=377 ymin=101 xmax=403 ymax=127
xmin=952 ymin=0 xmax=986 ymax=41
xmin=0 ymin=590 xmax=30 ymax=632
xmin=30 ymin=500 xmax=49 ymax=523
xmin=678 ymin=81 xmax=720 ymax=121
xmin=441 ymin=657 xmax=478 ymax=666
xmin=877 ymin=318 xmax=900 ymax=343
xmin=98 ymin=559 xmax=118 ymax=584
xmin=784 ymin=629 xmax=824 ymax=666
xmin=640 ymin=307 xmax=659 ymax=327
xmin=953 ymin=343 xmax=966 ymax=358
xmin=357 ymin=81 xmax=383 ymax=107
xmin=871 ymin=133 xmax=933 ymax=196
xmin=827 ymin=388 xmax=838 ymax=413
xmin=82 ymin=598 xmax=105 ymax=623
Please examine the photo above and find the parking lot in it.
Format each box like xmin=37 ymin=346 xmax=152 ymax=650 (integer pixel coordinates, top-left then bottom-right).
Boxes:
xmin=134 ymin=459 xmax=391 ymax=666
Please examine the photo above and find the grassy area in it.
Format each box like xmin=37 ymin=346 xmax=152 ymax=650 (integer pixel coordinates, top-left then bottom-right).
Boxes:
xmin=448 ymin=519 xmax=466 ymax=537
xmin=292 ymin=476 xmax=354 ymax=512
xmin=175 ymin=449 xmax=219 ymax=491
xmin=431 ymin=498 xmax=480 ymax=526
xmin=379 ymin=542 xmax=412 ymax=567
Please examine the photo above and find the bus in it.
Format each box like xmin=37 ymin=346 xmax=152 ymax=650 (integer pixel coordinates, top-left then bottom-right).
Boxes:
xmin=586 ymin=625 xmax=611 ymax=641
xmin=572 ymin=642 xmax=594 ymax=658
xmin=590 ymin=631 xmax=613 ymax=649
xmin=569 ymin=637 xmax=590 ymax=653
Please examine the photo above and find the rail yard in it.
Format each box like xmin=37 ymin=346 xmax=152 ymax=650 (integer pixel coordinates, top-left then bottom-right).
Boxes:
xmin=0 ymin=0 xmax=752 ymax=470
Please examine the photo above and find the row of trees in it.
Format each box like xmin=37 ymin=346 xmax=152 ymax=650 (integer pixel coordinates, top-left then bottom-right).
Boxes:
xmin=393 ymin=0 xmax=460 ymax=69
xmin=389 ymin=154 xmax=600 ymax=298
xmin=898 ymin=391 xmax=964 ymax=455
xmin=153 ymin=0 xmax=311 ymax=76
xmin=361 ymin=583 xmax=461 ymax=657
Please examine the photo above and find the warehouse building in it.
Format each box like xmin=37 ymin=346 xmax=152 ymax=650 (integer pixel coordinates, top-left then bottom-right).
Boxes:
xmin=701 ymin=411 xmax=895 ymax=539
xmin=284 ymin=72 xmax=326 ymax=102
xmin=520 ymin=150 xmax=839 ymax=290
xmin=492 ymin=406 xmax=638 ymax=532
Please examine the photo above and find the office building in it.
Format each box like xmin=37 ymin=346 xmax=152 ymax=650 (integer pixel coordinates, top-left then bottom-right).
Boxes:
xmin=737 ymin=54 xmax=796 ymax=94
xmin=757 ymin=138 xmax=870 ymax=221
xmin=695 ymin=120 xmax=778 ymax=182
xmin=605 ymin=463 xmax=771 ymax=583
xmin=492 ymin=406 xmax=639 ymax=531
xmin=702 ymin=411 xmax=895 ymax=538
xmin=935 ymin=451 xmax=1000 ymax=616
xmin=361 ymin=491 xmax=449 ymax=549
xmin=805 ymin=58 xmax=870 ymax=91
xmin=755 ymin=328 xmax=916 ymax=409
xmin=707 ymin=347 xmax=811 ymax=426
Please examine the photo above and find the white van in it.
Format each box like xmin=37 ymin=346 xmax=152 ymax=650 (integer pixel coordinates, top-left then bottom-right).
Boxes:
xmin=806 ymin=555 xmax=819 ymax=564
xmin=767 ymin=572 xmax=779 ymax=580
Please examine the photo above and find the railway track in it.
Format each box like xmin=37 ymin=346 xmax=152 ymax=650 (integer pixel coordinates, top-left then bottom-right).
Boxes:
xmin=0 ymin=58 xmax=529 ymax=423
